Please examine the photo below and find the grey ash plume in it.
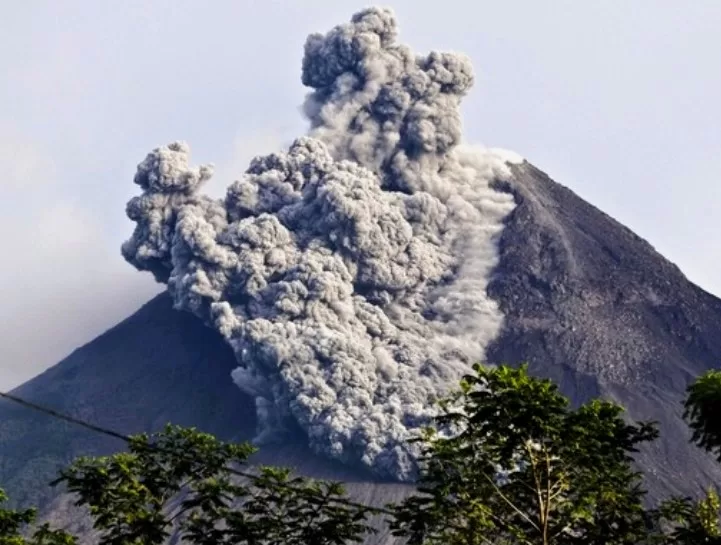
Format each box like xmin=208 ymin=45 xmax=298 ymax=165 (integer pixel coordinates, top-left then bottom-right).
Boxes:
xmin=121 ymin=7 xmax=521 ymax=479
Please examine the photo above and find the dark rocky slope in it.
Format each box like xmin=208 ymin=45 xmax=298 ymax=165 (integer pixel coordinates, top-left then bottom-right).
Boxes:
xmin=1 ymin=161 xmax=720 ymax=543
xmin=0 ymin=294 xmax=253 ymax=509
xmin=488 ymin=162 xmax=721 ymax=498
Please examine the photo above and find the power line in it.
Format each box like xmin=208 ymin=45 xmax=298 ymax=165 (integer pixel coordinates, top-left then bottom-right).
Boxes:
xmin=0 ymin=390 xmax=397 ymax=518
xmin=0 ymin=391 xmax=129 ymax=442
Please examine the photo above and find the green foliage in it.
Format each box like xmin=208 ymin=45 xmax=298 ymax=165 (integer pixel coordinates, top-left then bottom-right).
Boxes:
xmin=698 ymin=489 xmax=721 ymax=538
xmin=685 ymin=370 xmax=721 ymax=462
xmin=53 ymin=424 xmax=375 ymax=545
xmin=657 ymin=368 xmax=721 ymax=544
xmin=182 ymin=466 xmax=373 ymax=545
xmin=389 ymin=363 xmax=659 ymax=545
xmin=647 ymin=488 xmax=721 ymax=544
xmin=0 ymin=488 xmax=75 ymax=545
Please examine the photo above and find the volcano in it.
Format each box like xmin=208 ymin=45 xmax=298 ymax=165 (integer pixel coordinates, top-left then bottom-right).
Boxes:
xmin=2 ymin=7 xmax=720 ymax=545
xmin=2 ymin=161 xmax=720 ymax=545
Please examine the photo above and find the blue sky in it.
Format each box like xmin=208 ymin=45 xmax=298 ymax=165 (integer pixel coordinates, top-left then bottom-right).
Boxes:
xmin=1 ymin=0 xmax=719 ymax=388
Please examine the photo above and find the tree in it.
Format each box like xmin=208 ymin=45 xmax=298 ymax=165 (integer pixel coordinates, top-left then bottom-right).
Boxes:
xmin=389 ymin=363 xmax=659 ymax=545
xmin=0 ymin=488 xmax=75 ymax=545
xmin=53 ymin=425 xmax=376 ymax=545
xmin=648 ymin=488 xmax=721 ymax=544
xmin=645 ymin=368 xmax=721 ymax=544
xmin=685 ymin=370 xmax=721 ymax=463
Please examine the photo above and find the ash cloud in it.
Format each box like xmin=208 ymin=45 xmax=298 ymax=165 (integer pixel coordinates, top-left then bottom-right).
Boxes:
xmin=122 ymin=7 xmax=520 ymax=479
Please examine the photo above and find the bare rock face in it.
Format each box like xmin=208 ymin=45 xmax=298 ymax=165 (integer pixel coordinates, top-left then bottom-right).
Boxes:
xmin=488 ymin=162 xmax=721 ymax=499
xmin=1 ymin=162 xmax=720 ymax=544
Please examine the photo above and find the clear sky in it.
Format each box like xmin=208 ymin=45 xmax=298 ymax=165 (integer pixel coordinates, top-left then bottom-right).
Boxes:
xmin=1 ymin=0 xmax=719 ymax=389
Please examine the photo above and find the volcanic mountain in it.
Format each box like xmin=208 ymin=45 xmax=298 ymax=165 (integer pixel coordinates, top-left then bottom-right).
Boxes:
xmin=2 ymin=161 xmax=720 ymax=539
xmin=2 ymin=7 xmax=721 ymax=545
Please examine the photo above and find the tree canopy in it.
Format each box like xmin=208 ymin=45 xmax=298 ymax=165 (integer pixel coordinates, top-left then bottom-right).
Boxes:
xmin=390 ymin=364 xmax=658 ymax=545
xmin=685 ymin=370 xmax=721 ymax=463
xmin=0 ymin=488 xmax=75 ymax=545
xmin=54 ymin=425 xmax=376 ymax=545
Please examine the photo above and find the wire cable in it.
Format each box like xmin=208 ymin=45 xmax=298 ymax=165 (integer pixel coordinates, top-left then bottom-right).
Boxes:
xmin=0 ymin=390 xmax=397 ymax=517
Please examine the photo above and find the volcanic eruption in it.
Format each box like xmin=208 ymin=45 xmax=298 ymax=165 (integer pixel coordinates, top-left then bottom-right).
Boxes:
xmin=121 ymin=6 xmax=521 ymax=479
xmin=5 ymin=8 xmax=721 ymax=534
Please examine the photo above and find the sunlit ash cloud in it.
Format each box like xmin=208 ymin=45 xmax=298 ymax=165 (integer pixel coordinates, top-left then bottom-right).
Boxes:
xmin=121 ymin=7 xmax=522 ymax=480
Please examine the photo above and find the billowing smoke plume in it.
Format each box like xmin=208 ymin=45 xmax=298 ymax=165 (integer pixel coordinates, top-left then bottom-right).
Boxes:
xmin=122 ymin=7 xmax=521 ymax=479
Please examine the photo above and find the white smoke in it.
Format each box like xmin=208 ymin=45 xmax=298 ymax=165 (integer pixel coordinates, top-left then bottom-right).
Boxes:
xmin=121 ymin=7 xmax=521 ymax=479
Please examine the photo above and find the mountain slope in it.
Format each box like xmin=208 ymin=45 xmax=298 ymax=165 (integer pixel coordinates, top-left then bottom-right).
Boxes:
xmin=1 ymin=161 xmax=720 ymax=543
xmin=0 ymin=294 xmax=254 ymax=508
xmin=488 ymin=162 xmax=721 ymax=498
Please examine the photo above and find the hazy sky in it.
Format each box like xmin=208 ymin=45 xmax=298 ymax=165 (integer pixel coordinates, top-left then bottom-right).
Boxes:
xmin=1 ymin=1 xmax=719 ymax=390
